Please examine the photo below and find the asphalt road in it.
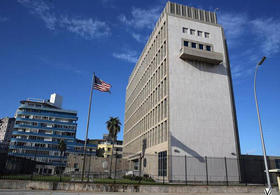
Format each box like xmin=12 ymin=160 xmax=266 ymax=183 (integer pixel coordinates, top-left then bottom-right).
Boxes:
xmin=0 ymin=189 xmax=269 ymax=195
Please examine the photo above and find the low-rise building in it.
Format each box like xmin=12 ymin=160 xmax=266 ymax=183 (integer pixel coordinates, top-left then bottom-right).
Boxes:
xmin=87 ymin=134 xmax=123 ymax=158
xmin=0 ymin=117 xmax=15 ymax=144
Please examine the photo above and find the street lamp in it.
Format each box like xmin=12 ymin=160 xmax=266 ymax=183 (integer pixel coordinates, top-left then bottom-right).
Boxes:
xmin=254 ymin=56 xmax=272 ymax=190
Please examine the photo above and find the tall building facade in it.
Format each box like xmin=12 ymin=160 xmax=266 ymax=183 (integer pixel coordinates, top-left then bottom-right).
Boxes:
xmin=123 ymin=2 xmax=240 ymax=182
xmin=9 ymin=93 xmax=96 ymax=166
xmin=0 ymin=117 xmax=15 ymax=144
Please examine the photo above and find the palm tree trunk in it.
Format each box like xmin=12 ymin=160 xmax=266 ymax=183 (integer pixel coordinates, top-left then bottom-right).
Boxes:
xmin=109 ymin=140 xmax=115 ymax=178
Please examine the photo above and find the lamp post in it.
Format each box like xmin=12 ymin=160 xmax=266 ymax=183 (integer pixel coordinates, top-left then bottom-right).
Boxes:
xmin=254 ymin=56 xmax=272 ymax=189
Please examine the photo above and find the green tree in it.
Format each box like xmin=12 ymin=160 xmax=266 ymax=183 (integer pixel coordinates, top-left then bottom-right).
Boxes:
xmin=59 ymin=139 xmax=67 ymax=157
xmin=58 ymin=139 xmax=67 ymax=176
xmin=106 ymin=117 xmax=121 ymax=178
xmin=96 ymin=148 xmax=105 ymax=158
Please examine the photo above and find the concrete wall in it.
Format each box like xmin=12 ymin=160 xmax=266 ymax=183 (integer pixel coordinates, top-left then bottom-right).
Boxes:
xmin=0 ymin=179 xmax=277 ymax=193
xmin=66 ymin=154 xmax=134 ymax=177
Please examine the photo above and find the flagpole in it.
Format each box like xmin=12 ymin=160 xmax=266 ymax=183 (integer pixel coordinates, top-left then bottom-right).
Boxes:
xmin=81 ymin=73 xmax=95 ymax=181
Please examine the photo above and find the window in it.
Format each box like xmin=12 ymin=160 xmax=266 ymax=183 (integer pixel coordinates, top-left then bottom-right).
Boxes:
xmin=190 ymin=29 xmax=195 ymax=35
xmin=182 ymin=27 xmax=188 ymax=33
xmin=206 ymin=45 xmax=211 ymax=51
xmin=158 ymin=151 xmax=167 ymax=176
xmin=143 ymin=158 xmax=147 ymax=167
xmin=191 ymin=42 xmax=196 ymax=48
xmin=184 ymin=41 xmax=188 ymax=47
xmin=205 ymin=32 xmax=210 ymax=38
xmin=170 ymin=2 xmax=175 ymax=14
xmin=276 ymin=159 xmax=280 ymax=169
xmin=199 ymin=44 xmax=203 ymax=50
xmin=197 ymin=31 xmax=202 ymax=37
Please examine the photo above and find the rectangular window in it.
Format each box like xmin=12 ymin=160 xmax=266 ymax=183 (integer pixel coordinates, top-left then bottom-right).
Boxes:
xmin=182 ymin=6 xmax=186 ymax=16
xmin=199 ymin=44 xmax=203 ymax=50
xmin=182 ymin=27 xmax=188 ymax=33
xmin=197 ymin=31 xmax=202 ymax=37
xmin=190 ymin=29 xmax=195 ymax=35
xmin=205 ymin=32 xmax=210 ymax=38
xmin=191 ymin=42 xmax=196 ymax=48
xmin=170 ymin=3 xmax=175 ymax=14
xmin=184 ymin=41 xmax=188 ymax=47
xmin=206 ymin=45 xmax=211 ymax=51
xmin=276 ymin=159 xmax=280 ymax=169
xmin=158 ymin=151 xmax=167 ymax=176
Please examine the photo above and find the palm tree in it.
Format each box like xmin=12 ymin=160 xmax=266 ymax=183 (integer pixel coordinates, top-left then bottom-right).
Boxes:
xmin=58 ymin=139 xmax=67 ymax=176
xmin=106 ymin=117 xmax=121 ymax=178
xmin=59 ymin=139 xmax=67 ymax=157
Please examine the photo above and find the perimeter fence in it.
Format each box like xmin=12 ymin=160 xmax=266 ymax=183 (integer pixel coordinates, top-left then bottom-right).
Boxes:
xmin=0 ymin=152 xmax=279 ymax=185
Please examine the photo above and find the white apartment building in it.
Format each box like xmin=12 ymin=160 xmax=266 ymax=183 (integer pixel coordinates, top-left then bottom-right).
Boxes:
xmin=123 ymin=2 xmax=241 ymax=182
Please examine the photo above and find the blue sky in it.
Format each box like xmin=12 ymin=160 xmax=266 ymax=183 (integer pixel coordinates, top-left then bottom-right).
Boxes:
xmin=0 ymin=0 xmax=280 ymax=156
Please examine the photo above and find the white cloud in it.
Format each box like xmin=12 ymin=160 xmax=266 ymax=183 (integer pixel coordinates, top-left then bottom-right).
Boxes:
xmin=219 ymin=12 xmax=280 ymax=80
xmin=60 ymin=16 xmax=110 ymax=39
xmin=251 ymin=18 xmax=280 ymax=56
xmin=119 ymin=6 xmax=162 ymax=29
xmin=113 ymin=50 xmax=138 ymax=63
xmin=0 ymin=16 xmax=8 ymax=22
xmin=18 ymin=0 xmax=110 ymax=39
xmin=18 ymin=0 xmax=56 ymax=30
xmin=219 ymin=13 xmax=248 ymax=45
xmin=131 ymin=32 xmax=147 ymax=43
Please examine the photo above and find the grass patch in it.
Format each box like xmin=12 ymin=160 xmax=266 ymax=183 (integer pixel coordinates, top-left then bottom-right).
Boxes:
xmin=0 ymin=175 xmax=70 ymax=182
xmin=93 ymin=178 xmax=156 ymax=184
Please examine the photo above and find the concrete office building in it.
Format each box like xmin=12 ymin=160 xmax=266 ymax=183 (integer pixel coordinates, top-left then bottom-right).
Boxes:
xmin=123 ymin=2 xmax=240 ymax=182
xmin=9 ymin=93 xmax=96 ymax=167
xmin=0 ymin=117 xmax=15 ymax=143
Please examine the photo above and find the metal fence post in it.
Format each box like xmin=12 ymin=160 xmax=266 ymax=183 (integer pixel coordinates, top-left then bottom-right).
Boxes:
xmin=205 ymin=156 xmax=208 ymax=185
xmin=261 ymin=159 xmax=266 ymax=186
xmin=87 ymin=153 xmax=92 ymax=182
xmin=114 ymin=154 xmax=118 ymax=183
xmin=242 ymin=157 xmax=247 ymax=185
xmin=224 ymin=157 xmax=229 ymax=186
xmin=185 ymin=155 xmax=187 ymax=185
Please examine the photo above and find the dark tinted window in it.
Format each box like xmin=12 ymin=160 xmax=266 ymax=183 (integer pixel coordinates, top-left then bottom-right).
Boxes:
xmin=206 ymin=45 xmax=211 ymax=51
xmin=184 ymin=41 xmax=188 ymax=47
xmin=199 ymin=44 xmax=203 ymax=50
xmin=191 ymin=42 xmax=196 ymax=48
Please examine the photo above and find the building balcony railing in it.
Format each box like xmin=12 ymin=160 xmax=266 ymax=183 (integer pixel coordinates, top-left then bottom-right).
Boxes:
xmin=179 ymin=47 xmax=223 ymax=65
xmin=10 ymin=138 xmax=97 ymax=149
xmin=8 ymin=152 xmax=67 ymax=160
xmin=13 ymin=124 xmax=76 ymax=133
xmin=10 ymin=138 xmax=72 ymax=145
xmin=11 ymin=131 xmax=75 ymax=140
xmin=18 ymin=104 xmax=77 ymax=115
xmin=16 ymin=110 xmax=78 ymax=120
xmin=16 ymin=117 xmax=77 ymax=126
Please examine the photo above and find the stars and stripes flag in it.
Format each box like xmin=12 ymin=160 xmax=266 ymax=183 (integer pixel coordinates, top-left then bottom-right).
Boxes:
xmin=93 ymin=75 xmax=111 ymax=92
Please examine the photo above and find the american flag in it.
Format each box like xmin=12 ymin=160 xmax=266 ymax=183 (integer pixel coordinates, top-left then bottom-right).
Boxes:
xmin=93 ymin=75 xmax=111 ymax=92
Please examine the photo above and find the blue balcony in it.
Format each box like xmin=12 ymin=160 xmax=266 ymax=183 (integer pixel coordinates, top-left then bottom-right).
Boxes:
xmin=12 ymin=131 xmax=75 ymax=140
xmin=19 ymin=104 xmax=77 ymax=115
xmin=10 ymin=138 xmax=72 ymax=145
xmin=9 ymin=145 xmax=88 ymax=154
xmin=16 ymin=117 xmax=77 ymax=126
xmin=17 ymin=110 xmax=78 ymax=120
xmin=13 ymin=124 xmax=76 ymax=133
xmin=8 ymin=152 xmax=67 ymax=160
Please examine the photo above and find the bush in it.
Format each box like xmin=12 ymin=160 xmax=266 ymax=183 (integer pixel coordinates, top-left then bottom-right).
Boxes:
xmin=123 ymin=174 xmax=155 ymax=182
